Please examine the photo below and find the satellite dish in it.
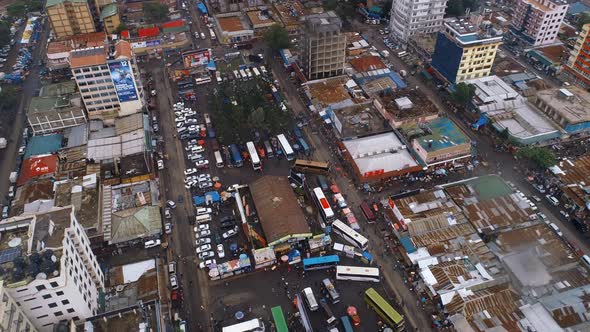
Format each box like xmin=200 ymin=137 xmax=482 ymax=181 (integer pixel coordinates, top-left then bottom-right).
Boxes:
xmin=8 ymin=237 xmax=22 ymax=247
xmin=36 ymin=273 xmax=47 ymax=280
xmin=51 ymin=255 xmax=57 ymax=262
xmin=116 ymin=285 xmax=125 ymax=292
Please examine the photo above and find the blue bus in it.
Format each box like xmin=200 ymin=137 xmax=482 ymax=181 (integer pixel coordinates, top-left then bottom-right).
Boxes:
xmin=340 ymin=316 xmax=354 ymax=332
xmin=229 ymin=144 xmax=243 ymax=167
xmin=298 ymin=138 xmax=310 ymax=154
xmin=302 ymin=255 xmax=339 ymax=271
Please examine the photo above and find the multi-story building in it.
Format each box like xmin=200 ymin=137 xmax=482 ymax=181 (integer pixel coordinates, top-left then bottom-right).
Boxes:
xmin=510 ymin=0 xmax=568 ymax=47
xmin=0 ymin=206 xmax=104 ymax=331
xmin=301 ymin=11 xmax=347 ymax=80
xmin=100 ymin=3 xmax=121 ymax=35
xmin=0 ymin=281 xmax=39 ymax=332
xmin=532 ymin=86 xmax=590 ymax=135
xmin=70 ymin=40 xmax=144 ymax=123
xmin=389 ymin=0 xmax=448 ymax=43
xmin=564 ymin=23 xmax=590 ymax=88
xmin=431 ymin=19 xmax=502 ymax=83
xmin=46 ymin=0 xmax=96 ymax=38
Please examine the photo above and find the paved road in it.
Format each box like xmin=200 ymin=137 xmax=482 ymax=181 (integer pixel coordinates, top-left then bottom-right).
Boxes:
xmin=149 ymin=62 xmax=211 ymax=330
xmin=0 ymin=19 xmax=49 ymax=212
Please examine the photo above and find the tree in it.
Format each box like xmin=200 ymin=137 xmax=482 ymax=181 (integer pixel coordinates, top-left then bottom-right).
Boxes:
xmin=451 ymin=82 xmax=476 ymax=105
xmin=6 ymin=2 xmax=26 ymax=18
xmin=264 ymin=24 xmax=290 ymax=51
xmin=446 ymin=0 xmax=465 ymax=17
xmin=114 ymin=23 xmax=128 ymax=34
xmin=144 ymin=2 xmax=169 ymax=23
xmin=516 ymin=146 xmax=556 ymax=169
xmin=0 ymin=21 xmax=10 ymax=49
xmin=0 ymin=86 xmax=19 ymax=112
xmin=578 ymin=13 xmax=590 ymax=30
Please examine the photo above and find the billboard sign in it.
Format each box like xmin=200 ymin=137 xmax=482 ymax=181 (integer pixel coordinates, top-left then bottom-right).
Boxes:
xmin=131 ymin=39 xmax=162 ymax=49
xmin=108 ymin=60 xmax=139 ymax=102
xmin=182 ymin=49 xmax=211 ymax=68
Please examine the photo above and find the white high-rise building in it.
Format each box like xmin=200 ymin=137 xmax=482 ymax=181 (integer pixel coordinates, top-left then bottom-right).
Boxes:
xmin=0 ymin=206 xmax=104 ymax=332
xmin=389 ymin=0 xmax=448 ymax=43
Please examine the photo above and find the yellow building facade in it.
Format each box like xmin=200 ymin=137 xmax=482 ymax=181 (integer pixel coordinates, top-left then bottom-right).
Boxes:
xmin=100 ymin=3 xmax=121 ymax=34
xmin=46 ymin=0 xmax=96 ymax=38
xmin=456 ymin=41 xmax=502 ymax=82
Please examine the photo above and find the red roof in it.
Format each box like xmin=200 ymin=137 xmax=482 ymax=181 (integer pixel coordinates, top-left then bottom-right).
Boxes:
xmin=162 ymin=20 xmax=185 ymax=29
xmin=120 ymin=30 xmax=130 ymax=39
xmin=349 ymin=56 xmax=387 ymax=72
xmin=18 ymin=155 xmax=58 ymax=186
xmin=138 ymin=27 xmax=160 ymax=38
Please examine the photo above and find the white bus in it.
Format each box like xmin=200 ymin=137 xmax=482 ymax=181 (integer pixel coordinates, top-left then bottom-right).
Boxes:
xmin=245 ymin=68 xmax=253 ymax=80
xmin=312 ymin=187 xmax=335 ymax=222
xmin=277 ymin=134 xmax=295 ymax=161
xmin=252 ymin=67 xmax=260 ymax=77
xmin=214 ymin=150 xmax=224 ymax=168
xmin=204 ymin=113 xmax=212 ymax=126
xmin=336 ymin=265 xmax=380 ymax=282
xmin=195 ymin=76 xmax=212 ymax=85
xmin=331 ymin=219 xmax=368 ymax=250
xmin=246 ymin=141 xmax=262 ymax=170
xmin=233 ymin=70 xmax=240 ymax=80
xmin=222 ymin=318 xmax=265 ymax=332
xmin=239 ymin=69 xmax=247 ymax=81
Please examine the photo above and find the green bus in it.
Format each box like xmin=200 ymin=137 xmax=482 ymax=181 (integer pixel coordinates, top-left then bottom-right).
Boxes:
xmin=271 ymin=306 xmax=288 ymax=332
xmin=364 ymin=288 xmax=405 ymax=331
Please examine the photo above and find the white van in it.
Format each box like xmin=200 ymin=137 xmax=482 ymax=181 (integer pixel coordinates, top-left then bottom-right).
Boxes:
xmin=302 ymin=287 xmax=319 ymax=311
xmin=196 ymin=207 xmax=212 ymax=216
xmin=168 ymin=261 xmax=177 ymax=274
xmin=549 ymin=223 xmax=563 ymax=237
xmin=546 ymin=195 xmax=559 ymax=206
xmin=144 ymin=239 xmax=161 ymax=248
xmin=214 ymin=150 xmax=224 ymax=168
xmin=195 ymin=214 xmax=212 ymax=223
xmin=397 ymin=51 xmax=408 ymax=57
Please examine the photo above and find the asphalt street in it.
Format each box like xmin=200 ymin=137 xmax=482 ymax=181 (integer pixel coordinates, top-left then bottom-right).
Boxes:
xmin=0 ymin=19 xmax=49 ymax=213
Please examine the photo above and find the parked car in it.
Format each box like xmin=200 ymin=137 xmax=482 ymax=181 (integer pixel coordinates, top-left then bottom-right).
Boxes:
xmin=165 ymin=223 xmax=172 ymax=234
xmin=169 ymin=274 xmax=179 ymax=289
xmin=217 ymin=244 xmax=225 ymax=258
xmin=144 ymin=239 xmax=161 ymax=248
xmin=157 ymin=160 xmax=164 ymax=170
xmin=195 ymin=229 xmax=211 ymax=238
xmin=167 ymin=200 xmax=177 ymax=209
xmin=196 ymin=244 xmax=212 ymax=254
xmin=184 ymin=168 xmax=197 ymax=175
xmin=197 ymin=237 xmax=211 ymax=245
xmin=199 ymin=259 xmax=217 ymax=269
xmin=196 ymin=207 xmax=212 ymax=216
xmin=194 ymin=224 xmax=210 ymax=232
xmin=165 ymin=208 xmax=172 ymax=219
xmin=198 ymin=251 xmax=215 ymax=259
xmin=222 ymin=227 xmax=239 ymax=239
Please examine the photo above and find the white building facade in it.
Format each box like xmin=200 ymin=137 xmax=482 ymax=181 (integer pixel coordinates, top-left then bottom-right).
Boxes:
xmin=389 ymin=0 xmax=448 ymax=43
xmin=0 ymin=207 xmax=104 ymax=331
xmin=0 ymin=281 xmax=39 ymax=332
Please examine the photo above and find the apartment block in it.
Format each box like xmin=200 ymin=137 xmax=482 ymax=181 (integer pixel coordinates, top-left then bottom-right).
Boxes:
xmin=99 ymin=3 xmax=121 ymax=35
xmin=511 ymin=0 xmax=568 ymax=47
xmin=0 ymin=206 xmax=104 ymax=331
xmin=0 ymin=281 xmax=39 ymax=332
xmin=46 ymin=0 xmax=96 ymax=38
xmin=431 ymin=19 xmax=502 ymax=83
xmin=301 ymin=11 xmax=347 ymax=80
xmin=389 ymin=0 xmax=448 ymax=42
xmin=70 ymin=40 xmax=144 ymax=123
xmin=564 ymin=23 xmax=590 ymax=88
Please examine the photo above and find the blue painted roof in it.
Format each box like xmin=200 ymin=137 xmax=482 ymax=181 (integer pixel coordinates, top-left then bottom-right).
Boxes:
xmin=568 ymin=2 xmax=590 ymax=15
xmin=24 ymin=134 xmax=63 ymax=159
xmin=400 ymin=236 xmax=417 ymax=253
xmin=418 ymin=118 xmax=470 ymax=152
